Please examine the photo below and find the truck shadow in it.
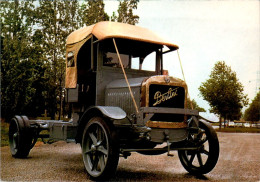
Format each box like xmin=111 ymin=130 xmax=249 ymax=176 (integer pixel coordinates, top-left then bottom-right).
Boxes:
xmin=23 ymin=143 xmax=210 ymax=181
xmin=114 ymin=168 xmax=209 ymax=181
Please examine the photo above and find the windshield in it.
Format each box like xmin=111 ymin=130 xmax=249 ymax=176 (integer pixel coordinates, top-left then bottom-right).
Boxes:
xmin=100 ymin=39 xmax=176 ymax=74
xmin=103 ymin=51 xmax=158 ymax=72
xmin=103 ymin=52 xmax=130 ymax=68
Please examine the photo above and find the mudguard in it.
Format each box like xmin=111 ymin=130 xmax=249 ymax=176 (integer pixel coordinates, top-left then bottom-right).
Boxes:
xmin=95 ymin=106 xmax=126 ymax=120
xmin=75 ymin=106 xmax=126 ymax=143
xmin=83 ymin=106 xmax=126 ymax=120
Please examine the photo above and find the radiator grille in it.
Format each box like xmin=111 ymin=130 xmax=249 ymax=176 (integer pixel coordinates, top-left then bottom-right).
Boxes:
xmin=149 ymin=84 xmax=185 ymax=122
xmin=149 ymin=84 xmax=185 ymax=108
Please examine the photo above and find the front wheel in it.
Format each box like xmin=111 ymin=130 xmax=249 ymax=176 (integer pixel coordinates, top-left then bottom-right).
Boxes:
xmin=178 ymin=121 xmax=219 ymax=175
xmin=81 ymin=117 xmax=119 ymax=180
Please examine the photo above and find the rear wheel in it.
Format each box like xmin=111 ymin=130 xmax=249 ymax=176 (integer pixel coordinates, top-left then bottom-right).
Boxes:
xmin=81 ymin=117 xmax=119 ymax=180
xmin=178 ymin=121 xmax=219 ymax=175
xmin=9 ymin=116 xmax=34 ymax=158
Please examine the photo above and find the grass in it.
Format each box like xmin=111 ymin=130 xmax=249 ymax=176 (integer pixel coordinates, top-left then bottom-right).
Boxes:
xmin=211 ymin=123 xmax=219 ymax=126
xmin=1 ymin=121 xmax=10 ymax=147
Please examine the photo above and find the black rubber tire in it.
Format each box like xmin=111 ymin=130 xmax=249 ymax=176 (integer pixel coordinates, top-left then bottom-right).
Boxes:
xmin=178 ymin=121 xmax=219 ymax=175
xmin=81 ymin=117 xmax=119 ymax=180
xmin=9 ymin=116 xmax=33 ymax=158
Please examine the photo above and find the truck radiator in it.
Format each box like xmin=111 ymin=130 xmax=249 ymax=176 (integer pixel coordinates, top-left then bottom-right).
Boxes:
xmin=148 ymin=84 xmax=185 ymax=122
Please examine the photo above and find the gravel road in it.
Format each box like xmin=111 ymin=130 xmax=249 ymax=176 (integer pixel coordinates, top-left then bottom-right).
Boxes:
xmin=1 ymin=132 xmax=260 ymax=181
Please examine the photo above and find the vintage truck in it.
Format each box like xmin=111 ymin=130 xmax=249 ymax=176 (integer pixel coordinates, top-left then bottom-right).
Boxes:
xmin=9 ymin=21 xmax=219 ymax=180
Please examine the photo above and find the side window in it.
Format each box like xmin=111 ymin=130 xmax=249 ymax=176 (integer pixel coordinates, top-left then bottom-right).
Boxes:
xmin=103 ymin=52 xmax=130 ymax=68
xmin=67 ymin=51 xmax=75 ymax=67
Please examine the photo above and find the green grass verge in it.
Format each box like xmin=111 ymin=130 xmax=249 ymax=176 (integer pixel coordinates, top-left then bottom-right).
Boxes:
xmin=1 ymin=121 xmax=9 ymax=147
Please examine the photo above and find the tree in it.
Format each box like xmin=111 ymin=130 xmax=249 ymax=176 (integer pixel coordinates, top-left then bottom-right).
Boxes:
xmin=1 ymin=0 xmax=47 ymax=120
xmin=187 ymin=99 xmax=206 ymax=112
xmin=35 ymin=0 xmax=81 ymax=119
xmin=1 ymin=0 xmax=140 ymax=121
xmin=244 ymin=91 xmax=260 ymax=122
xmin=1 ymin=0 xmax=82 ymax=120
xmin=199 ymin=61 xmax=248 ymax=128
xmin=79 ymin=0 xmax=109 ymax=26
xmin=111 ymin=0 xmax=139 ymax=25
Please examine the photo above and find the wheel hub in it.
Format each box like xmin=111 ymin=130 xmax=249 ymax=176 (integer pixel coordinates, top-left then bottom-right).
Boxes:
xmin=13 ymin=132 xmax=18 ymax=149
xmin=198 ymin=145 xmax=205 ymax=152
xmin=91 ymin=144 xmax=97 ymax=152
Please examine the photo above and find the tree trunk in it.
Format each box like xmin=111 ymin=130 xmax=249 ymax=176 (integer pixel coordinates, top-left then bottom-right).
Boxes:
xmin=58 ymin=79 xmax=62 ymax=120
xmin=219 ymin=115 xmax=222 ymax=130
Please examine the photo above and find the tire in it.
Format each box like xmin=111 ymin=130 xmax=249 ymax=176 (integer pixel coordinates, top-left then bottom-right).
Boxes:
xmin=9 ymin=116 xmax=33 ymax=158
xmin=81 ymin=117 xmax=119 ymax=180
xmin=178 ymin=120 xmax=219 ymax=175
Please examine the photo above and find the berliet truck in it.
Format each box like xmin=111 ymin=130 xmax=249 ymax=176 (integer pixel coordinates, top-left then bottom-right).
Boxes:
xmin=9 ymin=21 xmax=219 ymax=180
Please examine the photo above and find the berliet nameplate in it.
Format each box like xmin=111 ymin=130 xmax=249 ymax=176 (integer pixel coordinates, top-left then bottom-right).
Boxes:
xmin=153 ymin=87 xmax=179 ymax=106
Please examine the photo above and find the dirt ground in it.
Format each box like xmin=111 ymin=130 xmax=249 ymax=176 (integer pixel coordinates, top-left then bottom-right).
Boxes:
xmin=1 ymin=132 xmax=260 ymax=181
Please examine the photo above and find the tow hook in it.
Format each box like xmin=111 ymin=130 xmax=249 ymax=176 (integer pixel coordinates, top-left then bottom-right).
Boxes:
xmin=166 ymin=139 xmax=174 ymax=157
xmin=164 ymin=130 xmax=174 ymax=157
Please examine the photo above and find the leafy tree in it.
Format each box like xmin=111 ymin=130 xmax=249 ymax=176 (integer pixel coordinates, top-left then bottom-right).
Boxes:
xmin=1 ymin=0 xmax=140 ymax=121
xmin=1 ymin=0 xmax=46 ymax=120
xmin=79 ymin=0 xmax=109 ymax=26
xmin=199 ymin=61 xmax=248 ymax=128
xmin=244 ymin=91 xmax=260 ymax=122
xmin=110 ymin=11 xmax=117 ymax=22
xmin=187 ymin=98 xmax=206 ymax=112
xmin=35 ymin=0 xmax=81 ymax=119
xmin=111 ymin=0 xmax=139 ymax=25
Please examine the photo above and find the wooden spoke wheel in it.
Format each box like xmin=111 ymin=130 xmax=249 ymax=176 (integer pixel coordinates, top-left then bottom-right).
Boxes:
xmin=178 ymin=121 xmax=219 ymax=175
xmin=9 ymin=116 xmax=33 ymax=158
xmin=81 ymin=117 xmax=119 ymax=180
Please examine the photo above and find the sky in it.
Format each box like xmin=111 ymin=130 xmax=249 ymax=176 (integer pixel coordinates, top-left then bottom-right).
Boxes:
xmin=104 ymin=0 xmax=260 ymax=121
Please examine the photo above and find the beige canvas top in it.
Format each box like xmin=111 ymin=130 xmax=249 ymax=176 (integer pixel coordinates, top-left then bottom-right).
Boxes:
xmin=65 ymin=22 xmax=179 ymax=88
xmin=67 ymin=21 xmax=179 ymax=50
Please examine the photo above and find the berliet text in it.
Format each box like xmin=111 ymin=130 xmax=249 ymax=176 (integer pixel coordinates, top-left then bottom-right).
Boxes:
xmin=153 ymin=87 xmax=179 ymax=106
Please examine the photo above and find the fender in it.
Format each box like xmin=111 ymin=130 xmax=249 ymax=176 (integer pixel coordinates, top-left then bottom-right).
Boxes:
xmin=82 ymin=106 xmax=126 ymax=120
xmin=199 ymin=119 xmax=218 ymax=139
xmin=75 ymin=106 xmax=126 ymax=143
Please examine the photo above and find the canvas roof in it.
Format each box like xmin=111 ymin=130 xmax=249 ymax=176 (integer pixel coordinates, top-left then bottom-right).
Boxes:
xmin=66 ymin=21 xmax=179 ymax=50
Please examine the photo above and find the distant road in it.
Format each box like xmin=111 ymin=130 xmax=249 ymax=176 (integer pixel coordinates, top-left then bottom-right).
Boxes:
xmin=1 ymin=132 xmax=260 ymax=181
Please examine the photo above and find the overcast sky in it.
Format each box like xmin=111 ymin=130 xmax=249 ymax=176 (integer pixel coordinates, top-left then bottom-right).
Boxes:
xmin=104 ymin=0 xmax=260 ymax=121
